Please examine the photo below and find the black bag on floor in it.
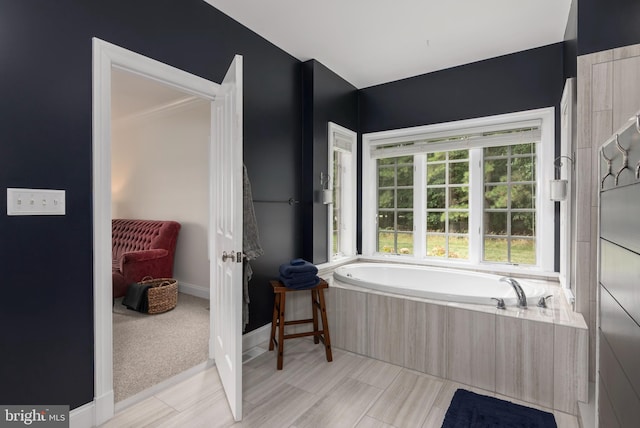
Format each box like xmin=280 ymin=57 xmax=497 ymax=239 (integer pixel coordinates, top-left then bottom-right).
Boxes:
xmin=122 ymin=282 xmax=152 ymax=313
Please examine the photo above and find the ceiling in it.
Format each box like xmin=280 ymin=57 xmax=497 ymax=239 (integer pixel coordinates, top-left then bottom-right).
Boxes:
xmin=204 ymin=0 xmax=572 ymax=89
xmin=111 ymin=69 xmax=197 ymax=121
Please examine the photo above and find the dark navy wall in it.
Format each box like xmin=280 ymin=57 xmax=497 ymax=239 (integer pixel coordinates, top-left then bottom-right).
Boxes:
xmin=359 ymin=43 xmax=565 ymax=133
xmin=0 ymin=0 xmax=301 ymax=408
xmin=564 ymin=0 xmax=578 ymax=78
xmin=302 ymin=60 xmax=358 ymax=264
xmin=578 ymin=0 xmax=640 ymax=56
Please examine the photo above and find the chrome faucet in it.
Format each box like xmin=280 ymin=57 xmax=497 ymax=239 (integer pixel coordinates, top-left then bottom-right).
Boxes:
xmin=500 ymin=277 xmax=527 ymax=308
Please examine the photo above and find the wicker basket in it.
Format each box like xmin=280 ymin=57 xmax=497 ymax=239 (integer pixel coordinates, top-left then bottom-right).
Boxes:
xmin=140 ymin=277 xmax=178 ymax=314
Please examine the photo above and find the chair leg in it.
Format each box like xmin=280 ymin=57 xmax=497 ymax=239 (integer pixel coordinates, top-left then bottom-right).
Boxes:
xmin=277 ymin=292 xmax=286 ymax=370
xmin=269 ymin=293 xmax=279 ymax=351
xmin=311 ymin=289 xmax=320 ymax=344
xmin=318 ymin=288 xmax=333 ymax=362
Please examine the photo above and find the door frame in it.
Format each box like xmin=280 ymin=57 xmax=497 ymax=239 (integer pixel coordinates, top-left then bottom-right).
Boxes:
xmin=92 ymin=38 xmax=220 ymax=426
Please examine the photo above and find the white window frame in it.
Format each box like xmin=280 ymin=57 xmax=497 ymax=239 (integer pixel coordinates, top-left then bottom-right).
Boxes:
xmin=362 ymin=107 xmax=555 ymax=273
xmin=328 ymin=122 xmax=357 ymax=261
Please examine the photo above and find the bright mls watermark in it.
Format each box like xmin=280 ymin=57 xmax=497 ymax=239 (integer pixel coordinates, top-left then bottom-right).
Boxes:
xmin=0 ymin=406 xmax=68 ymax=428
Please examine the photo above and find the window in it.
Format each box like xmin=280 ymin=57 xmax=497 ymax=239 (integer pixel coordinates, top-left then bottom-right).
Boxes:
xmin=362 ymin=108 xmax=555 ymax=272
xmin=377 ymin=156 xmax=413 ymax=254
xmin=328 ymin=122 xmax=357 ymax=260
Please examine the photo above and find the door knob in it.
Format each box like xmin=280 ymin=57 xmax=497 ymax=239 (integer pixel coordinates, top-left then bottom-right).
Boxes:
xmin=222 ymin=251 xmax=235 ymax=262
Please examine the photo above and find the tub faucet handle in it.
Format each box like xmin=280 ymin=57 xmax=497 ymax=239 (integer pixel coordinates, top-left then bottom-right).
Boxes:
xmin=491 ymin=298 xmax=506 ymax=310
xmin=537 ymin=295 xmax=553 ymax=308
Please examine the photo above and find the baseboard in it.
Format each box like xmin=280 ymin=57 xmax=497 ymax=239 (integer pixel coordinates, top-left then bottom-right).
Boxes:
xmin=178 ymin=281 xmax=209 ymax=299
xmin=242 ymin=323 xmax=271 ymax=351
xmin=70 ymin=402 xmax=95 ymax=428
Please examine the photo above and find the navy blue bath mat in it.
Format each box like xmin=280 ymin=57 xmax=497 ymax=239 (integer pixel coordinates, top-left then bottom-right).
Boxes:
xmin=441 ymin=389 xmax=557 ymax=428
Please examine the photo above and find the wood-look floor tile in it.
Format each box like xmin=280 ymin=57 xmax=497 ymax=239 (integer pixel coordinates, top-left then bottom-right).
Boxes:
xmin=100 ymin=397 xmax=177 ymax=428
xmin=355 ymin=415 xmax=396 ymax=428
xmin=349 ymin=356 xmax=402 ymax=389
xmin=292 ymin=377 xmax=383 ymax=428
xmin=285 ymin=349 xmax=363 ymax=396
xmin=154 ymin=366 xmax=223 ymax=411
xmin=155 ymin=389 xmax=235 ymax=428
xmin=236 ymin=383 xmax=319 ymax=428
xmin=367 ymin=369 xmax=443 ymax=427
xmin=421 ymin=406 xmax=446 ymax=428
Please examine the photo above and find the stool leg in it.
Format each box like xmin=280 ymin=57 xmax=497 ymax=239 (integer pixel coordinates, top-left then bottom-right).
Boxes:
xmin=277 ymin=292 xmax=286 ymax=370
xmin=318 ymin=288 xmax=333 ymax=362
xmin=311 ymin=289 xmax=320 ymax=344
xmin=269 ymin=293 xmax=279 ymax=351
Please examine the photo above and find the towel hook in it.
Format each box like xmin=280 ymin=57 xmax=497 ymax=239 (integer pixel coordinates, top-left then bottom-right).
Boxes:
xmin=601 ymin=148 xmax=614 ymax=189
xmin=614 ymin=134 xmax=630 ymax=186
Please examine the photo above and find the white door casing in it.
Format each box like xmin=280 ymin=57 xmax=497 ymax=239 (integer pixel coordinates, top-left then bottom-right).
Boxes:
xmin=92 ymin=38 xmax=244 ymax=426
xmin=211 ymin=55 xmax=244 ymax=421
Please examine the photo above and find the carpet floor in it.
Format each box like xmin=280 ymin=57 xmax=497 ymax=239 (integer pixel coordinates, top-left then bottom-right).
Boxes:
xmin=113 ymin=293 xmax=210 ymax=402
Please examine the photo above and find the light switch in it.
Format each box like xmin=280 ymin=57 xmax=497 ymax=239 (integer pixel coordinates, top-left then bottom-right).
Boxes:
xmin=7 ymin=188 xmax=66 ymax=216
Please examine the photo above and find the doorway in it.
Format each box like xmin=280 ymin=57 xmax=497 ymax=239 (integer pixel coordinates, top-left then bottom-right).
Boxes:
xmin=92 ymin=38 xmax=244 ymax=425
xmin=110 ymin=68 xmax=211 ymax=404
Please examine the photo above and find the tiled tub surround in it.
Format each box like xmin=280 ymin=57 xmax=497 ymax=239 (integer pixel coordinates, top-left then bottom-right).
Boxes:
xmin=280 ymin=268 xmax=587 ymax=415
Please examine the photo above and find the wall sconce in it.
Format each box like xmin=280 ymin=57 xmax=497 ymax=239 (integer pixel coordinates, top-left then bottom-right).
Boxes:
xmin=550 ymin=155 xmax=573 ymax=201
xmin=320 ymin=172 xmax=332 ymax=204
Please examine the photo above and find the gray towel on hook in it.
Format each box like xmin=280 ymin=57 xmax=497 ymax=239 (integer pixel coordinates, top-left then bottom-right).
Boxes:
xmin=243 ymin=164 xmax=264 ymax=332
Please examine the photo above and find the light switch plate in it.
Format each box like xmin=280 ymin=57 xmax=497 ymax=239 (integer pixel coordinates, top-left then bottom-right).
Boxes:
xmin=7 ymin=188 xmax=66 ymax=215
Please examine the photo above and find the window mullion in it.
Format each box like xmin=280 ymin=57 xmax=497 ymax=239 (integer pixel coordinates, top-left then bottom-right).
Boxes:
xmin=468 ymin=148 xmax=483 ymax=264
xmin=414 ymin=154 xmax=426 ymax=258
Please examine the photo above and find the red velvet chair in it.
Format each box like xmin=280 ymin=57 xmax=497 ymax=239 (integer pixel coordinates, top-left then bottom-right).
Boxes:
xmin=112 ymin=219 xmax=181 ymax=298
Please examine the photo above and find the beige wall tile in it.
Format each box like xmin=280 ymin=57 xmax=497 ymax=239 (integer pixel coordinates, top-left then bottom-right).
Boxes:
xmin=592 ymin=62 xmax=613 ymax=112
xmin=495 ymin=318 xmax=554 ymax=408
xmin=574 ymin=148 xmax=593 ymax=242
xmin=577 ymin=57 xmax=593 ymax=149
xmin=368 ymin=293 xmax=405 ymax=365
xmin=404 ymin=300 xmax=447 ymax=378
xmin=613 ymin=43 xmax=640 ymax=60
xmin=331 ymin=287 xmax=368 ymax=355
xmin=588 ymin=49 xmax=614 ymax=65
xmin=591 ymin=110 xmax=613 ymax=204
xmin=574 ymin=242 xmax=591 ymax=315
xmin=553 ymin=325 xmax=588 ymax=414
xmin=612 ymin=55 xmax=640 ymax=130
xmin=446 ymin=308 xmax=496 ymax=391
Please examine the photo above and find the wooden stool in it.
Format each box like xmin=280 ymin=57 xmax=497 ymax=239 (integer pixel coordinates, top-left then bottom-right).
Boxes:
xmin=268 ymin=279 xmax=332 ymax=370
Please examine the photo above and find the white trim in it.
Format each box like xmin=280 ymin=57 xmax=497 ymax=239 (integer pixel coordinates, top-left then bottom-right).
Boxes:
xmin=69 ymin=402 xmax=95 ymax=428
xmin=328 ymin=122 xmax=358 ymax=261
xmin=242 ymin=323 xmax=272 ymax=351
xmin=178 ymin=281 xmax=210 ymax=299
xmin=559 ymin=78 xmax=574 ymax=291
xmin=362 ymin=107 xmax=556 ymax=273
xmin=92 ymin=38 xmax=219 ymax=426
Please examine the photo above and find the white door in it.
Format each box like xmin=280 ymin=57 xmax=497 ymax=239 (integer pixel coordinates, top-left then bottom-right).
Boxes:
xmin=210 ymin=55 xmax=243 ymax=421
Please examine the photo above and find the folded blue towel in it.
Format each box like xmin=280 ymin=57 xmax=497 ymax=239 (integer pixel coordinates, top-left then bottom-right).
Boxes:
xmin=279 ymin=275 xmax=320 ymax=290
xmin=278 ymin=273 xmax=318 ymax=287
xmin=279 ymin=261 xmax=318 ymax=278
xmin=290 ymin=258 xmax=306 ymax=265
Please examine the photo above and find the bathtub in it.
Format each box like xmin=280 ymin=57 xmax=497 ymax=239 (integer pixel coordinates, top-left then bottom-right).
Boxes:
xmin=333 ymin=262 xmax=548 ymax=307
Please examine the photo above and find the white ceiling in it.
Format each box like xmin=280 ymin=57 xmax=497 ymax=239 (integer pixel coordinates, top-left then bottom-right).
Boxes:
xmin=204 ymin=0 xmax=572 ymax=89
xmin=111 ymin=69 xmax=196 ymax=121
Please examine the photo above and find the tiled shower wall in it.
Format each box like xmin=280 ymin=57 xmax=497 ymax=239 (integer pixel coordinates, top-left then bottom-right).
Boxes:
xmin=576 ymin=42 xmax=640 ymax=381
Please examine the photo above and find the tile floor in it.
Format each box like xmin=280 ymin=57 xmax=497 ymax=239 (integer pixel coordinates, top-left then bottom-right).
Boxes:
xmin=101 ymin=338 xmax=580 ymax=427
